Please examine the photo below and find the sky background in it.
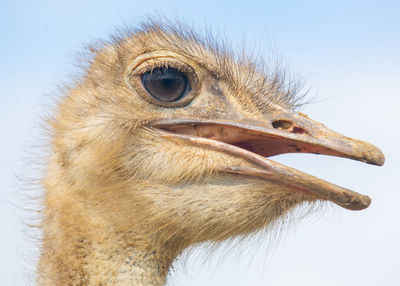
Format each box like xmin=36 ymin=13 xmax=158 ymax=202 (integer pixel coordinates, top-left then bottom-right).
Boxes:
xmin=1 ymin=0 xmax=399 ymax=285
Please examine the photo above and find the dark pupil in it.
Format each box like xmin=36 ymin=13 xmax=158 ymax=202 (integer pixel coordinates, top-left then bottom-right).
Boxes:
xmin=141 ymin=67 xmax=190 ymax=102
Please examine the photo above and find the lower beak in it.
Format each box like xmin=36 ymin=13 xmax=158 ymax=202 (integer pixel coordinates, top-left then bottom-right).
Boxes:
xmin=152 ymin=115 xmax=384 ymax=211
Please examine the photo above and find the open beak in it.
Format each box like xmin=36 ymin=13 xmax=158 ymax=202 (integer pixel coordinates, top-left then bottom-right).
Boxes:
xmin=152 ymin=110 xmax=384 ymax=211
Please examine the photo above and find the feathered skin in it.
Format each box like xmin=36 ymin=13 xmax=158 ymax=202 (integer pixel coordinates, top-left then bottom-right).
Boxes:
xmin=37 ymin=20 xmax=384 ymax=285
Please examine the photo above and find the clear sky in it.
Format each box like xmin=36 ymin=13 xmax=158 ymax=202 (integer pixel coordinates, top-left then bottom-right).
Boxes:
xmin=1 ymin=0 xmax=399 ymax=285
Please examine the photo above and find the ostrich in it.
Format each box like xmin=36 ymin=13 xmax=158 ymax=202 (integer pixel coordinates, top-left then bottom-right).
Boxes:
xmin=37 ymin=20 xmax=384 ymax=285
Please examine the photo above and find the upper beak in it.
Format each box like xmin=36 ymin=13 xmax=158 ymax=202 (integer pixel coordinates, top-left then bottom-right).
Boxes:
xmin=151 ymin=109 xmax=384 ymax=211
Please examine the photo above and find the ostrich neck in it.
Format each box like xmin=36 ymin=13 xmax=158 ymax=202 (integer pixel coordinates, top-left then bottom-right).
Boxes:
xmin=94 ymin=246 xmax=171 ymax=286
xmin=93 ymin=245 xmax=172 ymax=286
xmin=38 ymin=196 xmax=174 ymax=285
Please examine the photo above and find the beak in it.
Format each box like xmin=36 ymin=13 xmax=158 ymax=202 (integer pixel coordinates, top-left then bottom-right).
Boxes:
xmin=152 ymin=110 xmax=384 ymax=211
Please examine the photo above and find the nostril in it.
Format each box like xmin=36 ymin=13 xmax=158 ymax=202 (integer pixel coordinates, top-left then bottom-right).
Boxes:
xmin=272 ymin=120 xmax=293 ymax=130
xmin=272 ymin=120 xmax=307 ymax=135
xmin=292 ymin=126 xmax=306 ymax=134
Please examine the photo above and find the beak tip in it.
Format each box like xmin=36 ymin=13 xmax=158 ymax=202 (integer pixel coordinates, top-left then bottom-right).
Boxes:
xmin=360 ymin=195 xmax=372 ymax=209
xmin=345 ymin=194 xmax=371 ymax=211
xmin=334 ymin=191 xmax=371 ymax=211
xmin=358 ymin=142 xmax=385 ymax=166
xmin=376 ymin=152 xmax=385 ymax=166
xmin=368 ymin=149 xmax=385 ymax=166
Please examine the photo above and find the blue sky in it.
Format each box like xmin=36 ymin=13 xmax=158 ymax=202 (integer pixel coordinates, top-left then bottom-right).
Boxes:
xmin=2 ymin=0 xmax=399 ymax=73
xmin=1 ymin=1 xmax=399 ymax=285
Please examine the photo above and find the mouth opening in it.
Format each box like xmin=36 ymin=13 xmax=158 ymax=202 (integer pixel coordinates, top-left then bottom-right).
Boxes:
xmin=153 ymin=119 xmax=384 ymax=211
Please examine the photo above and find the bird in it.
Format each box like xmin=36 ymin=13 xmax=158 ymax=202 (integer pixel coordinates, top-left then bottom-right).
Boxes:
xmin=37 ymin=19 xmax=385 ymax=285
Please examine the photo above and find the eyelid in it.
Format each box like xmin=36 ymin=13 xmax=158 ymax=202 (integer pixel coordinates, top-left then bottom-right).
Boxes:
xmin=125 ymin=50 xmax=201 ymax=76
xmin=132 ymin=59 xmax=194 ymax=77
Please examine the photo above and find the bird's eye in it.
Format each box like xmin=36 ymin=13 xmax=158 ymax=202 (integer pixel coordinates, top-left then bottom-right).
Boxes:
xmin=141 ymin=67 xmax=191 ymax=102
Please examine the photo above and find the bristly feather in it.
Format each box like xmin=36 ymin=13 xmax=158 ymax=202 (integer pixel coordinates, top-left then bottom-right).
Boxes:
xmin=81 ymin=17 xmax=307 ymax=113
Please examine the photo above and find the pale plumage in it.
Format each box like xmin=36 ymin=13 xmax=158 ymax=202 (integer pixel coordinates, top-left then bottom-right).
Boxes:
xmin=37 ymin=20 xmax=384 ymax=285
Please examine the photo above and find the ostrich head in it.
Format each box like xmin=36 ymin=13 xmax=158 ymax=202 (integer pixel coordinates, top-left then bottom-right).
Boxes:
xmin=38 ymin=21 xmax=384 ymax=285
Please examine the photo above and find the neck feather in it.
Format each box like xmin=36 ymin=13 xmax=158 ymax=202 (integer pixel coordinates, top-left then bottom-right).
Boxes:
xmin=38 ymin=198 xmax=174 ymax=285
